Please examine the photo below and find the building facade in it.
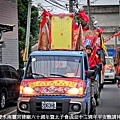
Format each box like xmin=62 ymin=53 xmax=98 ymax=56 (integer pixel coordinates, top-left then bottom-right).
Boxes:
xmin=0 ymin=0 xmax=19 ymax=69
xmin=84 ymin=5 xmax=120 ymax=49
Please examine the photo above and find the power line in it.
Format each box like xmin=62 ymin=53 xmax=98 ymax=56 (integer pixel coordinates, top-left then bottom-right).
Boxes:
xmin=45 ymin=0 xmax=67 ymax=11
xmin=50 ymin=0 xmax=67 ymax=8
xmin=58 ymin=0 xmax=69 ymax=3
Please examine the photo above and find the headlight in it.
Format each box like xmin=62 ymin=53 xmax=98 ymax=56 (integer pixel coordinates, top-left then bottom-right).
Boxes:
xmin=20 ymin=86 xmax=35 ymax=95
xmin=23 ymin=87 xmax=35 ymax=94
xmin=67 ymin=87 xmax=84 ymax=96
xmin=67 ymin=88 xmax=79 ymax=94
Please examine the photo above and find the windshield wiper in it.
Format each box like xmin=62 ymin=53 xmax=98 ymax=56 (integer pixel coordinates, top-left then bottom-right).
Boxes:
xmin=30 ymin=73 xmax=46 ymax=77
xmin=50 ymin=73 xmax=68 ymax=78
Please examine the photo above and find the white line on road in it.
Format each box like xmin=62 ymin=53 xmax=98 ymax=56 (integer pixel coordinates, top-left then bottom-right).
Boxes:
xmin=3 ymin=109 xmax=17 ymax=116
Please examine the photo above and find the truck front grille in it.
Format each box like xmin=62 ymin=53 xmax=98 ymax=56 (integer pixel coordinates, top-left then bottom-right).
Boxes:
xmin=30 ymin=97 xmax=70 ymax=115
xmin=36 ymin=102 xmax=62 ymax=112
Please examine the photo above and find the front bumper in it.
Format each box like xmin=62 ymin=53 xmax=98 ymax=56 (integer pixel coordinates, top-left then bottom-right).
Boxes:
xmin=104 ymin=72 xmax=115 ymax=80
xmin=17 ymin=97 xmax=86 ymax=115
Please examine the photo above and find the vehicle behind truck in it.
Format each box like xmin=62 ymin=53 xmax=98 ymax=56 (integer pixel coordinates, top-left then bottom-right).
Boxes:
xmin=104 ymin=49 xmax=117 ymax=83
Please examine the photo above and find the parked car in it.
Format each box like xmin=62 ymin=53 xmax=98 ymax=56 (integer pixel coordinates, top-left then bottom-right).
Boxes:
xmin=0 ymin=64 xmax=21 ymax=109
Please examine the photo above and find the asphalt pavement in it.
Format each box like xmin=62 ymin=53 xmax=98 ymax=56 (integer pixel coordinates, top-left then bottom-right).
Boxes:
xmin=97 ymin=82 xmax=120 ymax=115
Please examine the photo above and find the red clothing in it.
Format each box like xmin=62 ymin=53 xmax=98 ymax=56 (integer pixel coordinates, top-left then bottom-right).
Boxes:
xmin=88 ymin=54 xmax=100 ymax=69
xmin=117 ymin=66 xmax=120 ymax=75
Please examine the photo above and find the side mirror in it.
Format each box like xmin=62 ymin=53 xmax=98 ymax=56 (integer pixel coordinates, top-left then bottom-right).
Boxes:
xmin=17 ymin=69 xmax=24 ymax=79
xmin=86 ymin=70 xmax=95 ymax=78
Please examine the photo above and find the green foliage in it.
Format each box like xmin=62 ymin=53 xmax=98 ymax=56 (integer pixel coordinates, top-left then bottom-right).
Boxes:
xmin=18 ymin=0 xmax=39 ymax=68
xmin=18 ymin=0 xmax=28 ymax=28
xmin=18 ymin=27 xmax=25 ymax=44
xmin=30 ymin=6 xmax=39 ymax=45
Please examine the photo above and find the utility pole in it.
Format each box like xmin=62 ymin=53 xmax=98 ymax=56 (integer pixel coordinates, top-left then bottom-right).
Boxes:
xmin=87 ymin=0 xmax=92 ymax=29
xmin=69 ymin=0 xmax=74 ymax=12
xmin=25 ymin=0 xmax=31 ymax=63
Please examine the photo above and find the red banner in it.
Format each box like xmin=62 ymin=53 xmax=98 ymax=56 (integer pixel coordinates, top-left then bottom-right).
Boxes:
xmin=21 ymin=78 xmax=86 ymax=97
xmin=83 ymin=30 xmax=99 ymax=47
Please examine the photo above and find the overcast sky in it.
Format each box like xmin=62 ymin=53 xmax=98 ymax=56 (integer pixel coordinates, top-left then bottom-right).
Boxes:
xmin=32 ymin=0 xmax=119 ymax=13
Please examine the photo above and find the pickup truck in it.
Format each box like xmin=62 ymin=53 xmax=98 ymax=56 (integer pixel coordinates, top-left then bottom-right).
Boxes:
xmin=17 ymin=50 xmax=97 ymax=118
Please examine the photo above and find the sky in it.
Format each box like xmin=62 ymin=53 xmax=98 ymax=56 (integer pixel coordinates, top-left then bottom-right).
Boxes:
xmin=32 ymin=0 xmax=120 ymax=13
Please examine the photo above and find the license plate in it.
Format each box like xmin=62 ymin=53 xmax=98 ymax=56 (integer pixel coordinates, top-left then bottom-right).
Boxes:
xmin=41 ymin=102 xmax=56 ymax=109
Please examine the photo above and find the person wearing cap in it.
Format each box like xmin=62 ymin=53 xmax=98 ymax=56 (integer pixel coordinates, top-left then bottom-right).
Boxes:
xmin=85 ymin=45 xmax=101 ymax=105
xmin=85 ymin=45 xmax=101 ymax=83
xmin=85 ymin=45 xmax=100 ymax=69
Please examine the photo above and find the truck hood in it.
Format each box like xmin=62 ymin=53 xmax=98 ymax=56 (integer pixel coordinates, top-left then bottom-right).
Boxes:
xmin=20 ymin=78 xmax=86 ymax=97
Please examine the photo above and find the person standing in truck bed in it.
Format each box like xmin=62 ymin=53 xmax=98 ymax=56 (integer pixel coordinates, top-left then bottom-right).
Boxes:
xmin=85 ymin=45 xmax=100 ymax=80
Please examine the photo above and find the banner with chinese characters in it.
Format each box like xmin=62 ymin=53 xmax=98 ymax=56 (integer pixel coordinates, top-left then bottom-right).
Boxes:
xmin=21 ymin=78 xmax=85 ymax=97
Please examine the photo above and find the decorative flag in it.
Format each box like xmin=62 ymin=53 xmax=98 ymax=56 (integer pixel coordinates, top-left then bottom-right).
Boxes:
xmin=101 ymin=35 xmax=113 ymax=66
xmin=22 ymin=47 xmax=27 ymax=61
xmin=38 ymin=23 xmax=49 ymax=50
xmin=75 ymin=24 xmax=84 ymax=50
xmin=38 ymin=10 xmax=51 ymax=50
xmin=78 ymin=10 xmax=89 ymax=23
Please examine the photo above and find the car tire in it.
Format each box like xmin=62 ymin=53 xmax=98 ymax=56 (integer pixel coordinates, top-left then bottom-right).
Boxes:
xmin=0 ymin=92 xmax=6 ymax=109
xmin=112 ymin=78 xmax=116 ymax=84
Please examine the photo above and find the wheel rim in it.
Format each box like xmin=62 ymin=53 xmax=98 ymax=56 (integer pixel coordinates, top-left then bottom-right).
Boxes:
xmin=1 ymin=94 xmax=5 ymax=108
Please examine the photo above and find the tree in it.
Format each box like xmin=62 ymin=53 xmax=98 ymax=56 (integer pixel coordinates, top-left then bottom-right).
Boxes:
xmin=18 ymin=0 xmax=39 ymax=68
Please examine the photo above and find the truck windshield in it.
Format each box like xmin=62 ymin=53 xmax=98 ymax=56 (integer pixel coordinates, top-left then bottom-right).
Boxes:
xmin=25 ymin=56 xmax=82 ymax=79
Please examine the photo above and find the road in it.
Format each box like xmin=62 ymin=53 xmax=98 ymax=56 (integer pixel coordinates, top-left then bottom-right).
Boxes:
xmin=0 ymin=83 xmax=120 ymax=119
xmin=97 ymin=83 xmax=120 ymax=115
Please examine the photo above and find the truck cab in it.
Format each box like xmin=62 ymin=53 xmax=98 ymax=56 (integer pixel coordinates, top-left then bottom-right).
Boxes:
xmin=17 ymin=50 xmax=96 ymax=116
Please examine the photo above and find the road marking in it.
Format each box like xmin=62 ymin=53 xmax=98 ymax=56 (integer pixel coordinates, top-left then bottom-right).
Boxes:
xmin=3 ymin=109 xmax=17 ymax=116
